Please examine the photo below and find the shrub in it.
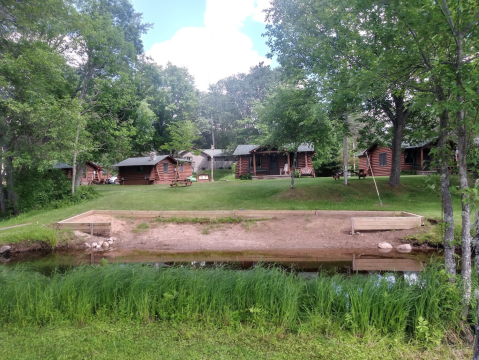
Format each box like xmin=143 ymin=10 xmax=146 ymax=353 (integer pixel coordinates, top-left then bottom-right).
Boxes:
xmin=239 ymin=173 xmax=252 ymax=180
xmin=401 ymin=170 xmax=416 ymax=175
xmin=12 ymin=168 xmax=99 ymax=214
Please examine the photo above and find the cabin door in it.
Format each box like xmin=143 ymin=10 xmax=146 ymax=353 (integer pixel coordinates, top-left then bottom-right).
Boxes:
xmin=269 ymin=154 xmax=278 ymax=175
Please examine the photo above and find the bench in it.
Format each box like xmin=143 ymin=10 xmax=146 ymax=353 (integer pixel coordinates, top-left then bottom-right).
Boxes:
xmin=299 ymin=167 xmax=315 ymax=178
xmin=170 ymin=179 xmax=192 ymax=187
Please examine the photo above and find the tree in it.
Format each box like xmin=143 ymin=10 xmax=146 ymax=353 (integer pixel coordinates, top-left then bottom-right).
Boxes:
xmin=160 ymin=120 xmax=199 ymax=183
xmin=257 ymin=85 xmax=338 ymax=188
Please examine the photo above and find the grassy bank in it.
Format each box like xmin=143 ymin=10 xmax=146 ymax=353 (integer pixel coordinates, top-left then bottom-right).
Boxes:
xmin=0 ymin=265 xmax=465 ymax=338
xmin=0 ymin=175 xmax=463 ymax=245
xmin=0 ymin=321 xmax=471 ymax=359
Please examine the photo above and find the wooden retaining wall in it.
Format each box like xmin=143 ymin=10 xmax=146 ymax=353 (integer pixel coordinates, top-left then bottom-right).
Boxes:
xmin=57 ymin=210 xmax=425 ymax=235
xmin=351 ymin=212 xmax=424 ymax=234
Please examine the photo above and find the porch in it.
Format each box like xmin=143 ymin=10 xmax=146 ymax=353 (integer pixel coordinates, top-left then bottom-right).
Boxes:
xmin=252 ymin=174 xmax=291 ymax=180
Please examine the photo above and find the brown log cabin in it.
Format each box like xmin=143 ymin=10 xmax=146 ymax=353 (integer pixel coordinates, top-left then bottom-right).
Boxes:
xmin=55 ymin=163 xmax=73 ymax=179
xmin=357 ymin=142 xmax=435 ymax=176
xmin=233 ymin=144 xmax=315 ymax=179
xmin=113 ymin=154 xmax=192 ymax=185
xmin=79 ymin=161 xmax=109 ymax=184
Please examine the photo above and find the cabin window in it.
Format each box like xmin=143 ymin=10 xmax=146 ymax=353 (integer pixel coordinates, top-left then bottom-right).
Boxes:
xmin=135 ymin=166 xmax=144 ymax=173
xmin=289 ymin=155 xmax=297 ymax=168
xmin=404 ymin=149 xmax=415 ymax=164
xmin=248 ymin=155 xmax=261 ymax=169
xmin=180 ymin=164 xmax=184 ymax=172
xmin=163 ymin=162 xmax=169 ymax=173
xmin=379 ymin=153 xmax=387 ymax=166
xmin=185 ymin=156 xmax=192 ymax=160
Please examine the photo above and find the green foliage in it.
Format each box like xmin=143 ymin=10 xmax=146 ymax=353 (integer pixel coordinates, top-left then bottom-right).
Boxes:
xmin=0 ymin=265 xmax=465 ymax=342
xmin=239 ymin=173 xmax=252 ymax=180
xmin=401 ymin=170 xmax=416 ymax=176
xmin=12 ymin=169 xmax=98 ymax=214
xmin=0 ymin=321 xmax=472 ymax=359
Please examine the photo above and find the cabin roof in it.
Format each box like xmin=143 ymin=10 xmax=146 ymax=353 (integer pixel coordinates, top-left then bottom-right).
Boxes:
xmin=54 ymin=163 xmax=73 ymax=169
xmin=233 ymin=143 xmax=314 ymax=156
xmin=202 ymin=149 xmax=227 ymax=157
xmin=113 ymin=155 xmax=172 ymax=167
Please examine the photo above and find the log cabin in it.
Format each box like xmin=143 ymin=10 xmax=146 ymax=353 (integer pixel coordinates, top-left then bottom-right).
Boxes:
xmin=357 ymin=141 xmax=436 ymax=176
xmin=113 ymin=154 xmax=192 ymax=185
xmin=79 ymin=161 xmax=109 ymax=184
xmin=233 ymin=144 xmax=315 ymax=179
xmin=54 ymin=163 xmax=73 ymax=179
xmin=178 ymin=149 xmax=234 ymax=173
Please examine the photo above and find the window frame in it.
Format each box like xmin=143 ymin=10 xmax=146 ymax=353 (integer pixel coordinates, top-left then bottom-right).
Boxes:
xmin=163 ymin=162 xmax=169 ymax=174
xmin=379 ymin=153 xmax=388 ymax=167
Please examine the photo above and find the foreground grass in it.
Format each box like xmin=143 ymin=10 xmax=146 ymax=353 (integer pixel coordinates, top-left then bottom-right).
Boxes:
xmin=0 ymin=321 xmax=471 ymax=360
xmin=0 ymin=175 xmax=462 ymax=245
xmin=0 ymin=265 xmax=465 ymax=338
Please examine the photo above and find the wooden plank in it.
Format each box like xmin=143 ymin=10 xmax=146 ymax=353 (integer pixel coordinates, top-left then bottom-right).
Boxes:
xmin=160 ymin=211 xmax=236 ymax=219
xmin=351 ymin=217 xmax=422 ymax=231
xmin=0 ymin=223 xmax=31 ymax=231
xmin=401 ymin=212 xmax=426 ymax=225
xmin=353 ymin=258 xmax=423 ymax=272
xmin=93 ymin=210 xmax=161 ymax=218
xmin=238 ymin=210 xmax=315 ymax=218
xmin=57 ymin=210 xmax=94 ymax=224
xmin=315 ymin=210 xmax=401 ymax=217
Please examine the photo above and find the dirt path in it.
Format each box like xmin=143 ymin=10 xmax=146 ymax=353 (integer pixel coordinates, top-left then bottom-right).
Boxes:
xmin=74 ymin=214 xmax=422 ymax=251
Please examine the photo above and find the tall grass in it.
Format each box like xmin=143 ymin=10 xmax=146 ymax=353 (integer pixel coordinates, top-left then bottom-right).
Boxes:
xmin=0 ymin=265 xmax=464 ymax=339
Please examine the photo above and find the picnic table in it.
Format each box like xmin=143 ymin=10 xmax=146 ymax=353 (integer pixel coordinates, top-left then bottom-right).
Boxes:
xmin=170 ymin=179 xmax=192 ymax=187
xmin=333 ymin=169 xmax=367 ymax=180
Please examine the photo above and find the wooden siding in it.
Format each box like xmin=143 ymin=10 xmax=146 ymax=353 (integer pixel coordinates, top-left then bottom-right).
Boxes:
xmin=358 ymin=146 xmax=427 ymax=177
xmin=118 ymin=159 xmax=192 ymax=185
xmin=235 ymin=152 xmax=314 ymax=178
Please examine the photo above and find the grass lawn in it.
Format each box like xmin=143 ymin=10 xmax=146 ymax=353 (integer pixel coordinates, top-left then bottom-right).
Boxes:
xmin=0 ymin=175 xmax=464 ymax=245
xmin=0 ymin=321 xmax=471 ymax=360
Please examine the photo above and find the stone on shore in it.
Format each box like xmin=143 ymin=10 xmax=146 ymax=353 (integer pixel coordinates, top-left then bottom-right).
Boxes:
xmin=378 ymin=242 xmax=392 ymax=249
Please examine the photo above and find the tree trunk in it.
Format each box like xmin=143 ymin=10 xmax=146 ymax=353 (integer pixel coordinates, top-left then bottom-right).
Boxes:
xmin=381 ymin=95 xmax=409 ymax=187
xmin=290 ymin=152 xmax=296 ymax=189
xmin=5 ymin=156 xmax=18 ymax=215
xmin=454 ymin=35 xmax=472 ymax=319
xmin=0 ymin=148 xmax=5 ymax=213
xmin=343 ymin=114 xmax=348 ymax=186
xmin=75 ymin=162 xmax=82 ymax=187
xmin=437 ymin=108 xmax=456 ymax=277
xmin=474 ymin=214 xmax=479 ymax=359
xmin=71 ymin=124 xmax=81 ymax=195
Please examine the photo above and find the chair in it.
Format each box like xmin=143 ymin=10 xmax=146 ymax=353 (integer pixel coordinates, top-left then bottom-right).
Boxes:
xmin=280 ymin=164 xmax=290 ymax=175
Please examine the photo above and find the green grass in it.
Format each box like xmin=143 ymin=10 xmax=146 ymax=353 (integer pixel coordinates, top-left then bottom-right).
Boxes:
xmin=0 ymin=321 xmax=471 ymax=359
xmin=0 ymin=175 xmax=465 ymax=245
xmin=0 ymin=264 xmax=465 ymax=338
xmin=200 ymin=168 xmax=236 ymax=181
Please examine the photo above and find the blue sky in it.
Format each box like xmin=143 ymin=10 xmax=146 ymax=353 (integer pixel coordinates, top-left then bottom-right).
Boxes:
xmin=130 ymin=0 xmax=273 ymax=91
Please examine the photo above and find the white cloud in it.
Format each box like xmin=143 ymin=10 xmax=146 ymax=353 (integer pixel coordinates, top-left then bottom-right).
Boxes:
xmin=146 ymin=0 xmax=271 ymax=91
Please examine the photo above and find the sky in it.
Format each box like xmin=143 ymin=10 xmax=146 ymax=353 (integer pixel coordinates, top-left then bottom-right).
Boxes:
xmin=130 ymin=0 xmax=275 ymax=91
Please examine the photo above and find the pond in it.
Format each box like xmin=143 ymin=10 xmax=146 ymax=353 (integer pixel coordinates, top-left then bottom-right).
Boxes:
xmin=1 ymin=247 xmax=442 ymax=276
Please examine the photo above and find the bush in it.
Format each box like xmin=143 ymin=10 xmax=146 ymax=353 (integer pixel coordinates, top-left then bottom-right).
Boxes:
xmin=401 ymin=170 xmax=416 ymax=175
xmin=231 ymin=162 xmax=236 ymax=174
xmin=239 ymin=173 xmax=252 ymax=180
xmin=13 ymin=168 xmax=99 ymax=214
xmin=294 ymin=169 xmax=300 ymax=178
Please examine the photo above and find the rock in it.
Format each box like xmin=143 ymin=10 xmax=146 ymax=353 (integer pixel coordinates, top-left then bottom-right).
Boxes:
xmin=84 ymin=243 xmax=91 ymax=248
xmin=0 ymin=245 xmax=11 ymax=254
xmin=378 ymin=248 xmax=392 ymax=253
xmin=98 ymin=240 xmax=104 ymax=246
xmin=92 ymin=242 xmax=98 ymax=248
xmin=397 ymin=244 xmax=412 ymax=253
xmin=107 ymin=240 xmax=113 ymax=245
xmin=96 ymin=245 xmax=102 ymax=250
xmin=378 ymin=242 xmax=392 ymax=249
xmin=102 ymin=242 xmax=109 ymax=248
